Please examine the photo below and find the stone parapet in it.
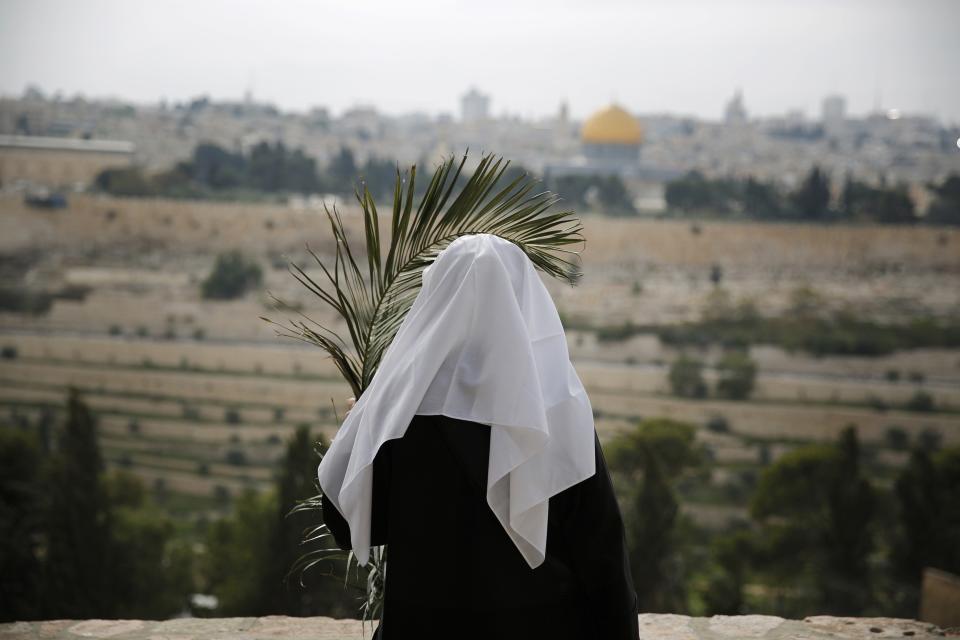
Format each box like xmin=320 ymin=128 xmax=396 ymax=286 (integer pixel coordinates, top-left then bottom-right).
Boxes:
xmin=1 ymin=614 xmax=956 ymax=639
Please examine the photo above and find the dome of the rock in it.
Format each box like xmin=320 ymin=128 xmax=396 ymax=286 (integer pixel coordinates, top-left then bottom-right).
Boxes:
xmin=581 ymin=105 xmax=643 ymax=145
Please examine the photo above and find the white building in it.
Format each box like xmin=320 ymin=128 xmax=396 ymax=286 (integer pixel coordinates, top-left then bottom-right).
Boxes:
xmin=460 ymin=88 xmax=490 ymax=123
xmin=724 ymin=89 xmax=748 ymax=125
xmin=822 ymin=94 xmax=847 ymax=134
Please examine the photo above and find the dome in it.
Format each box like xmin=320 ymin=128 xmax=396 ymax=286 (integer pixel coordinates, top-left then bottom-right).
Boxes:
xmin=581 ymin=104 xmax=643 ymax=145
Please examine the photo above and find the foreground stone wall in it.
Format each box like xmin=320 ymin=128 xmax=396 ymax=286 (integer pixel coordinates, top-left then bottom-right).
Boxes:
xmin=1 ymin=614 xmax=955 ymax=639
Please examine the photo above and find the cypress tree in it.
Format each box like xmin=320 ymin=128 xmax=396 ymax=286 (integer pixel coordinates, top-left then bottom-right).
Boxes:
xmin=41 ymin=387 xmax=116 ymax=618
xmin=627 ymin=442 xmax=681 ymax=613
xmin=819 ymin=425 xmax=876 ymax=614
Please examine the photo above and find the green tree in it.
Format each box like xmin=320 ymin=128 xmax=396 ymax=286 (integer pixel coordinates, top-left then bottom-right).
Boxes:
xmin=247 ymin=142 xmax=320 ymax=193
xmin=27 ymin=391 xmax=191 ymax=620
xmin=925 ymin=174 xmax=960 ymax=225
xmin=106 ymin=469 xmax=194 ymax=618
xmin=202 ymin=250 xmax=263 ymax=300
xmin=358 ymin=156 xmax=401 ymax=202
xmin=545 ymin=174 xmax=635 ymax=215
xmin=701 ymin=528 xmax=754 ymax=615
xmin=596 ymin=175 xmax=637 ymax=216
xmin=190 ymin=143 xmax=246 ymax=189
xmin=606 ymin=418 xmax=701 ymax=480
xmin=606 ymin=419 xmax=701 ymax=613
xmin=790 ymin=166 xmax=831 ymax=220
xmin=204 ymin=427 xmax=360 ymax=617
xmin=871 ymin=187 xmax=916 ymax=224
xmin=327 ymin=146 xmax=358 ymax=193
xmin=204 ymin=488 xmax=278 ymax=615
xmin=665 ymin=170 xmax=737 ymax=215
xmin=819 ymin=426 xmax=876 ymax=614
xmin=668 ymin=355 xmax=707 ymax=399
xmin=626 ymin=442 xmax=683 ymax=612
xmin=742 ymin=177 xmax=784 ymax=218
xmin=0 ymin=430 xmax=44 ymax=621
xmin=888 ymin=446 xmax=960 ymax=615
xmin=841 ymin=175 xmax=916 ymax=224
xmin=750 ymin=426 xmax=876 ymax=616
xmin=714 ymin=351 xmax=757 ymax=400
xmin=40 ymin=388 xmax=116 ymax=618
xmin=94 ymin=167 xmax=154 ymax=196
xmin=265 ymin=426 xmax=356 ymax=616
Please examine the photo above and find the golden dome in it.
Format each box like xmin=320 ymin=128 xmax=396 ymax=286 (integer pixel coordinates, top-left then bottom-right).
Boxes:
xmin=581 ymin=104 xmax=643 ymax=145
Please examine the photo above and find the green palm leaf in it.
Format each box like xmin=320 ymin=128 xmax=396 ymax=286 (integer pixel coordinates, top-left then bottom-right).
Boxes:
xmin=262 ymin=151 xmax=584 ymax=398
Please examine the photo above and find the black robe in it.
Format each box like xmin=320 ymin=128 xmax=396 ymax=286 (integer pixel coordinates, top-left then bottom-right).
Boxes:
xmin=321 ymin=413 xmax=640 ymax=639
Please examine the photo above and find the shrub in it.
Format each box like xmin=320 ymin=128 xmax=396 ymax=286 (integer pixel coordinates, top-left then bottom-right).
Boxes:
xmin=917 ymin=428 xmax=942 ymax=452
xmin=884 ymin=426 xmax=909 ymax=450
xmin=714 ymin=352 xmax=757 ymax=400
xmin=669 ymin=355 xmax=707 ymax=399
xmin=906 ymin=391 xmax=935 ymax=413
xmin=214 ymin=484 xmax=231 ymax=504
xmin=0 ymin=286 xmax=53 ymax=314
xmin=201 ymin=250 xmax=263 ymax=300
xmin=706 ymin=415 xmax=730 ymax=433
xmin=596 ymin=321 xmax=638 ymax=343
xmin=225 ymin=449 xmax=247 ymax=466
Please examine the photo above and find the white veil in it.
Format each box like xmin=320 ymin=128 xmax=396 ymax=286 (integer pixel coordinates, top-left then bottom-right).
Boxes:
xmin=317 ymin=233 xmax=596 ymax=569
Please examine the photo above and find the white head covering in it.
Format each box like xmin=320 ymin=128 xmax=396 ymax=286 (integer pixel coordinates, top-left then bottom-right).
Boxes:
xmin=317 ymin=233 xmax=596 ymax=569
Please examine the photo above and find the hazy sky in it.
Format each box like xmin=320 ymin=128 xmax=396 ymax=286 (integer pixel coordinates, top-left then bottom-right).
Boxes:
xmin=1 ymin=0 xmax=957 ymax=123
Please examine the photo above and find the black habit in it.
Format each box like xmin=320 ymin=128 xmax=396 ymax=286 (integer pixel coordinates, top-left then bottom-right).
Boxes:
xmin=321 ymin=413 xmax=640 ymax=639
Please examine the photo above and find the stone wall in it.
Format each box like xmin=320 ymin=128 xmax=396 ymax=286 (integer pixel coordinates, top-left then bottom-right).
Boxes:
xmin=1 ymin=614 xmax=955 ymax=639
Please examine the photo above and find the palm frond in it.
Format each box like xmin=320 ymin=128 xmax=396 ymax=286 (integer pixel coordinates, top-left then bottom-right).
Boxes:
xmin=265 ymin=151 xmax=584 ymax=397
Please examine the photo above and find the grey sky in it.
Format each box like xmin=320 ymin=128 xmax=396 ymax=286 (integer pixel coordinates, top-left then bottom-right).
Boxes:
xmin=1 ymin=0 xmax=957 ymax=123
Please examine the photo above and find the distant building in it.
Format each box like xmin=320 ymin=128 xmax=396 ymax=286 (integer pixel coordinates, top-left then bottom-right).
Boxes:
xmin=460 ymin=88 xmax=490 ymax=123
xmin=542 ymin=104 xmax=680 ymax=213
xmin=581 ymin=104 xmax=644 ymax=168
xmin=544 ymin=103 xmax=646 ymax=179
xmin=0 ymin=135 xmax=135 ymax=188
xmin=724 ymin=89 xmax=748 ymax=125
xmin=822 ymin=94 xmax=847 ymax=134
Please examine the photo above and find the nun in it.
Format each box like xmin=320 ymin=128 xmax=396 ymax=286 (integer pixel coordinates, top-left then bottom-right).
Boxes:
xmin=318 ymin=233 xmax=639 ymax=638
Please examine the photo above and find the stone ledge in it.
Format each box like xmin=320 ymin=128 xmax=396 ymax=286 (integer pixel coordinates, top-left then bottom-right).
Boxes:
xmin=0 ymin=614 xmax=954 ymax=639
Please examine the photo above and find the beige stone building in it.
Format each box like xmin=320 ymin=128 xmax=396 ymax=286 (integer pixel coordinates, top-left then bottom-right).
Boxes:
xmin=0 ymin=134 xmax=134 ymax=189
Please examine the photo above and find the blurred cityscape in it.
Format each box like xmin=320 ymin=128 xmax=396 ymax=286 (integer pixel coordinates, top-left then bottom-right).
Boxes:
xmin=2 ymin=84 xmax=959 ymax=214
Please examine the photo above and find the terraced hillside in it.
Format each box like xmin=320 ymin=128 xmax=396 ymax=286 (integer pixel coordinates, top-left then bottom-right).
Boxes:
xmin=1 ymin=193 xmax=959 ymax=530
